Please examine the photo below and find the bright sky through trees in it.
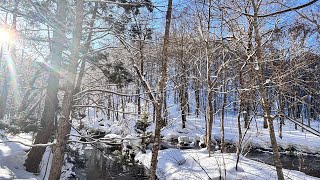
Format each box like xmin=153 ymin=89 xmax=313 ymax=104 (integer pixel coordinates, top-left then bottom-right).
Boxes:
xmin=0 ymin=28 xmax=12 ymax=43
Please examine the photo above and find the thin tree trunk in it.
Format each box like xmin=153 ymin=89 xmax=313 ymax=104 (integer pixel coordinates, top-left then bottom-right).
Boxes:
xmin=195 ymin=80 xmax=200 ymax=117
xmin=163 ymin=90 xmax=168 ymax=126
xmin=24 ymin=0 xmax=67 ymax=172
xmin=244 ymin=103 xmax=250 ymax=128
xmin=294 ymin=95 xmax=298 ymax=130
xmin=204 ymin=0 xmax=214 ymax=157
xmin=137 ymin=39 xmax=144 ymax=115
xmin=279 ymin=94 xmax=285 ymax=139
xmin=221 ymin=84 xmax=227 ymax=153
xmin=49 ymin=0 xmax=84 ymax=179
xmin=74 ymin=3 xmax=98 ymax=94
xmin=149 ymin=1 xmax=172 ymax=179
xmin=207 ymin=90 xmax=214 ymax=156
xmin=179 ymin=80 xmax=187 ymax=128
xmin=308 ymin=96 xmax=311 ymax=127
xmin=122 ymin=96 xmax=125 ymax=119
xmin=251 ymin=1 xmax=284 ymax=178
xmin=236 ymin=71 xmax=243 ymax=171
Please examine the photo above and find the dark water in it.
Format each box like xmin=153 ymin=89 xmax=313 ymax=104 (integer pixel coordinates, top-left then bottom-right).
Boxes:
xmin=75 ymin=148 xmax=148 ymax=180
xmin=74 ymin=141 xmax=320 ymax=179
xmin=246 ymin=149 xmax=320 ymax=178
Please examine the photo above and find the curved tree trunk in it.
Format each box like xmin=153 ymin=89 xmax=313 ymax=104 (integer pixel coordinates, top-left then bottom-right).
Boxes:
xmin=24 ymin=0 xmax=67 ymax=173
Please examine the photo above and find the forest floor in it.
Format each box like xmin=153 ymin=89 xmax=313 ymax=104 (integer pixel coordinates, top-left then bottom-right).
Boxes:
xmin=0 ymin=130 xmax=70 ymax=180
xmin=136 ymin=115 xmax=320 ymax=180
xmin=157 ymin=115 xmax=320 ymax=154
xmin=136 ymin=148 xmax=318 ymax=180
xmin=0 ymin=131 xmax=38 ymax=179
xmin=0 ymin=114 xmax=319 ymax=179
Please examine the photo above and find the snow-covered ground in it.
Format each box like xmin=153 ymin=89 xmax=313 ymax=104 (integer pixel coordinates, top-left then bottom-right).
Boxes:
xmin=0 ymin=110 xmax=319 ymax=179
xmin=136 ymin=148 xmax=318 ymax=180
xmin=138 ymin=115 xmax=320 ymax=180
xmin=157 ymin=115 xmax=320 ymax=154
xmin=0 ymin=131 xmax=36 ymax=179
xmin=0 ymin=131 xmax=54 ymax=180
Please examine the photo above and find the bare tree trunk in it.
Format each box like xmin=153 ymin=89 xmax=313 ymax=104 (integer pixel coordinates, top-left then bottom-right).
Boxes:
xmin=107 ymin=95 xmax=111 ymax=120
xmin=179 ymin=80 xmax=187 ymax=128
xmin=279 ymin=93 xmax=285 ymax=139
xmin=49 ymin=0 xmax=84 ymax=179
xmin=206 ymin=90 xmax=214 ymax=156
xmin=236 ymin=71 xmax=243 ymax=171
xmin=244 ymin=103 xmax=251 ymax=128
xmin=163 ymin=90 xmax=168 ymax=126
xmin=149 ymin=1 xmax=172 ymax=179
xmin=194 ymin=80 xmax=200 ymax=117
xmin=294 ymin=95 xmax=298 ymax=130
xmin=221 ymin=84 xmax=227 ymax=153
xmin=74 ymin=3 xmax=98 ymax=94
xmin=137 ymin=85 xmax=141 ymax=114
xmin=137 ymin=38 xmax=145 ymax=115
xmin=122 ymin=96 xmax=125 ymax=119
xmin=307 ymin=96 xmax=311 ymax=127
xmin=204 ymin=0 xmax=215 ymax=157
xmin=251 ymin=1 xmax=284 ymax=178
xmin=24 ymin=0 xmax=67 ymax=172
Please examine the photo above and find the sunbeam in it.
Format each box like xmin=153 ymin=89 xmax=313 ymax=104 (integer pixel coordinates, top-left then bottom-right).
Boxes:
xmin=0 ymin=28 xmax=21 ymax=107
xmin=5 ymin=51 xmax=21 ymax=106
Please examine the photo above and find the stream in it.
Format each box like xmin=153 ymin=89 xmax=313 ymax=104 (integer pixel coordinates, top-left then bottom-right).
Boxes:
xmin=73 ymin=146 xmax=148 ymax=180
xmin=72 ymin=140 xmax=320 ymax=179
xmin=246 ymin=149 xmax=320 ymax=178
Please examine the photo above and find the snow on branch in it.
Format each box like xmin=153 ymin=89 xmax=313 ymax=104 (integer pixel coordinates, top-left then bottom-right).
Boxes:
xmin=84 ymin=0 xmax=152 ymax=7
xmin=73 ymin=104 xmax=142 ymax=116
xmin=74 ymin=88 xmax=154 ymax=98
xmin=0 ymin=140 xmax=56 ymax=147
xmin=132 ymin=63 xmax=157 ymax=102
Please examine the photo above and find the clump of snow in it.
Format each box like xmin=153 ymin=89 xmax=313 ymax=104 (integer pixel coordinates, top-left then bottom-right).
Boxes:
xmin=165 ymin=132 xmax=179 ymax=141
xmin=177 ymin=136 xmax=190 ymax=144
xmin=104 ymin=133 xmax=122 ymax=139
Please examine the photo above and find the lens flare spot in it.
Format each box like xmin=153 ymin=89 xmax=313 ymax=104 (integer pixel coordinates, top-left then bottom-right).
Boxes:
xmin=0 ymin=29 xmax=12 ymax=43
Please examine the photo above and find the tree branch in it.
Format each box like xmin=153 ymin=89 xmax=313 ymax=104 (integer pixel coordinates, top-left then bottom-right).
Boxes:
xmin=242 ymin=0 xmax=319 ymax=17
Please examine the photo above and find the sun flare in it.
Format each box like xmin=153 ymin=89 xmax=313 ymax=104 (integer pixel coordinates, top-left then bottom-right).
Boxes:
xmin=0 ymin=29 xmax=13 ymax=43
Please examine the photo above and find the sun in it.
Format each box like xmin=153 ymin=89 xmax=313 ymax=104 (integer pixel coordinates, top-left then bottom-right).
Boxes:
xmin=0 ymin=29 xmax=13 ymax=43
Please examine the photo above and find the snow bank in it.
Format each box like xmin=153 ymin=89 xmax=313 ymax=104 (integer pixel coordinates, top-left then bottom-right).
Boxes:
xmin=136 ymin=149 xmax=318 ymax=180
xmin=159 ymin=116 xmax=320 ymax=154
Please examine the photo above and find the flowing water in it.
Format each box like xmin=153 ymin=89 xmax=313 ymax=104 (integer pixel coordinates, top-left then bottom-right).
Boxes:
xmin=74 ymin=141 xmax=320 ymax=179
xmin=74 ymin=148 xmax=148 ymax=180
xmin=246 ymin=149 xmax=320 ymax=178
